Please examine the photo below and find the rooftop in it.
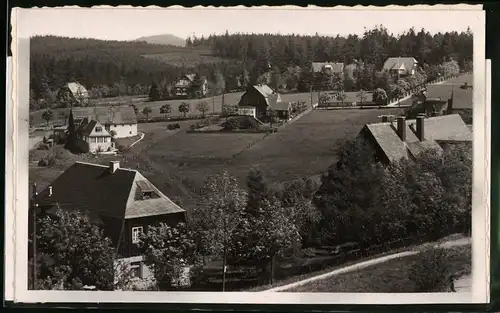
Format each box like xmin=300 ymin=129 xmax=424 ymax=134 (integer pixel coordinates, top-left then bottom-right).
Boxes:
xmin=71 ymin=106 xmax=138 ymax=125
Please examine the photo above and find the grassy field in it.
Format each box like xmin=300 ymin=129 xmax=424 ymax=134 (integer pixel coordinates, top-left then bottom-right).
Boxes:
xmin=286 ymin=245 xmax=471 ymax=293
xmin=29 ymin=107 xmax=406 ymax=208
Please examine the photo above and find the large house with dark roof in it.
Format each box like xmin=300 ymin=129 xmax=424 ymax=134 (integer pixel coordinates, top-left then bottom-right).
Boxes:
xmin=382 ymin=57 xmax=419 ymax=77
xmin=34 ymin=161 xmax=186 ymax=288
xmin=56 ymin=82 xmax=90 ymax=106
xmin=357 ymin=114 xmax=472 ymax=164
xmin=238 ymin=84 xmax=290 ymax=118
xmin=71 ymin=106 xmax=138 ymax=138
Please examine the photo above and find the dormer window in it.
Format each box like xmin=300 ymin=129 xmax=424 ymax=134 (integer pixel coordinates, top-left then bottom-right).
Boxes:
xmin=136 ymin=181 xmax=159 ymax=200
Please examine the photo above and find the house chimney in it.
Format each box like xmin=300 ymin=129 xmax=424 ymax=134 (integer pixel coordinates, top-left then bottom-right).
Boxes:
xmin=110 ymin=161 xmax=120 ymax=173
xmin=396 ymin=116 xmax=406 ymax=141
xmin=48 ymin=186 xmax=53 ymax=197
xmin=416 ymin=115 xmax=425 ymax=141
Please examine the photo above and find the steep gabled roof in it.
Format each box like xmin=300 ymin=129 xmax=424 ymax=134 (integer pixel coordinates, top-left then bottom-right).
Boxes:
xmin=424 ymin=84 xmax=472 ymax=110
xmin=253 ymin=84 xmax=275 ymax=98
xmin=312 ymin=62 xmax=344 ymax=73
xmin=363 ymin=114 xmax=472 ymax=163
xmin=64 ymin=82 xmax=89 ymax=97
xmin=382 ymin=57 xmax=418 ymax=72
xmin=79 ymin=120 xmax=111 ymax=137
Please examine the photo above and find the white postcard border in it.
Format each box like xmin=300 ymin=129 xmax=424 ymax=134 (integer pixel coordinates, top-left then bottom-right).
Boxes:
xmin=8 ymin=6 xmax=489 ymax=305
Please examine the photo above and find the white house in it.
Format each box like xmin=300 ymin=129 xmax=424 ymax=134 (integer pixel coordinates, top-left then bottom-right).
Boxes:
xmin=382 ymin=57 xmax=419 ymax=76
xmin=173 ymin=74 xmax=208 ymax=98
xmin=76 ymin=119 xmax=113 ymax=153
xmin=71 ymin=106 xmax=138 ymax=139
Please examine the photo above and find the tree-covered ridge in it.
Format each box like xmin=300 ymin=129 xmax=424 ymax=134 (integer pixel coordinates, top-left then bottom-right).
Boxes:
xmin=187 ymin=26 xmax=473 ymax=70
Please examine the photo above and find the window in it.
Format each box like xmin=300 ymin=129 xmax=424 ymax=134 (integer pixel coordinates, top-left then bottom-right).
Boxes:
xmin=130 ymin=261 xmax=143 ymax=279
xmin=91 ymin=137 xmax=96 ymax=143
xmin=96 ymin=126 xmax=102 ymax=132
xmin=132 ymin=226 xmax=143 ymax=244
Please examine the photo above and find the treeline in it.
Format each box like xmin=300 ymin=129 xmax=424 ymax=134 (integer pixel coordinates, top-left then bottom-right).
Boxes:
xmin=31 ymin=139 xmax=471 ymax=291
xmin=188 ymin=26 xmax=473 ymax=71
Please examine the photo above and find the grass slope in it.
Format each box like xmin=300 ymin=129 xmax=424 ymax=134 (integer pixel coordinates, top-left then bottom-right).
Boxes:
xmin=286 ymin=245 xmax=471 ymax=293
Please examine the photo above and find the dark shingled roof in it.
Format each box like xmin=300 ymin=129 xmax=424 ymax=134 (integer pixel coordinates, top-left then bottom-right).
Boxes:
xmin=364 ymin=114 xmax=472 ymax=162
xmin=35 ymin=162 xmax=185 ymax=242
xmin=71 ymin=106 xmax=137 ymax=125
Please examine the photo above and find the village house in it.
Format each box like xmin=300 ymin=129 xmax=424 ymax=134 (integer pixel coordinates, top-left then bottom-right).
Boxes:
xmin=238 ymin=84 xmax=288 ymax=118
xmin=34 ymin=161 xmax=187 ymax=290
xmin=75 ymin=118 xmax=113 ymax=153
xmin=56 ymin=82 xmax=90 ymax=106
xmin=71 ymin=106 xmax=138 ymax=138
xmin=356 ymin=114 xmax=472 ymax=164
xmin=268 ymin=101 xmax=292 ymax=120
xmin=312 ymin=62 xmax=345 ymax=74
xmin=382 ymin=57 xmax=419 ymax=77
xmin=173 ymin=74 xmax=208 ymax=98
xmin=411 ymin=84 xmax=472 ymax=117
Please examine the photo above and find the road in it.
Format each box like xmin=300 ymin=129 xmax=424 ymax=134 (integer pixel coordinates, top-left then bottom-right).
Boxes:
xmin=263 ymin=237 xmax=471 ymax=292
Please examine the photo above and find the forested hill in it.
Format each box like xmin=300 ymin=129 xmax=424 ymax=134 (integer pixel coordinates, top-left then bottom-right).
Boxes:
xmin=187 ymin=26 xmax=473 ymax=70
xmin=135 ymin=34 xmax=186 ymax=47
xmin=29 ymin=35 xmax=245 ymax=107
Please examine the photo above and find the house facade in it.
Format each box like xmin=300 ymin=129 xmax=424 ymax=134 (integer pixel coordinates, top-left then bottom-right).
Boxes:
xmin=34 ymin=161 xmax=187 ymax=290
xmin=71 ymin=106 xmax=138 ymax=138
xmin=237 ymin=84 xmax=282 ymax=118
xmin=56 ymin=82 xmax=90 ymax=106
xmin=237 ymin=106 xmax=257 ymax=118
xmin=382 ymin=57 xmax=419 ymax=77
xmin=173 ymin=74 xmax=208 ymax=98
xmin=76 ymin=119 xmax=113 ymax=153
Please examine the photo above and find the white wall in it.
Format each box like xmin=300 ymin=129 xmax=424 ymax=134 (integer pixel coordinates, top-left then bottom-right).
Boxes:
xmin=86 ymin=136 xmax=112 ymax=153
xmin=108 ymin=124 xmax=138 ymax=138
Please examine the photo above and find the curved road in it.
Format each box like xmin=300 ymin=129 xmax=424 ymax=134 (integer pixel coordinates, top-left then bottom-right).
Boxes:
xmin=263 ymin=237 xmax=471 ymax=292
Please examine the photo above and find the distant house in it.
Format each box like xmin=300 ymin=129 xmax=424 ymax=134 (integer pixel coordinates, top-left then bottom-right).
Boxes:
xmin=75 ymin=118 xmax=113 ymax=153
xmin=269 ymin=101 xmax=292 ymax=120
xmin=34 ymin=161 xmax=187 ymax=289
xmin=312 ymin=62 xmax=345 ymax=74
xmin=71 ymin=106 xmax=138 ymax=138
xmin=382 ymin=57 xmax=419 ymax=77
xmin=173 ymin=74 xmax=208 ymax=98
xmin=410 ymin=85 xmax=473 ymax=117
xmin=238 ymin=84 xmax=283 ymax=118
xmin=357 ymin=114 xmax=472 ymax=164
xmin=57 ymin=82 xmax=89 ymax=106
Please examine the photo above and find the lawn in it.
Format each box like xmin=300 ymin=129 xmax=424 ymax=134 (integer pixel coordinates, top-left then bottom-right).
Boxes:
xmin=286 ymin=245 xmax=471 ymax=293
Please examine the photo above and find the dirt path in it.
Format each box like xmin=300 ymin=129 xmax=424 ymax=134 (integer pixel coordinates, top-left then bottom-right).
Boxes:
xmin=263 ymin=237 xmax=471 ymax=292
xmin=128 ymin=132 xmax=145 ymax=148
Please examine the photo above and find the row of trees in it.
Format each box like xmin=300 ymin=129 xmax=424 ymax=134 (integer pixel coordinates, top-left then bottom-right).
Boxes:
xmin=31 ymin=136 xmax=471 ymax=291
xmin=188 ymin=26 xmax=473 ymax=74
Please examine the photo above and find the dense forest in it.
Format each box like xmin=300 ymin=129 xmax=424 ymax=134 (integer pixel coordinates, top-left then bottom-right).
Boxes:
xmin=30 ymin=26 xmax=473 ymax=110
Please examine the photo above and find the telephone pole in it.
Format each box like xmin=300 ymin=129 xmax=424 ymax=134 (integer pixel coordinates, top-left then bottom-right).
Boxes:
xmin=31 ymin=182 xmax=38 ymax=290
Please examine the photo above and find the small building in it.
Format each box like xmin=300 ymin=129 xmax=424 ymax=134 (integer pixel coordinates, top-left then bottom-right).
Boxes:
xmin=238 ymin=84 xmax=282 ymax=118
xmin=238 ymin=106 xmax=257 ymax=118
xmin=76 ymin=118 xmax=113 ymax=153
xmin=71 ymin=106 xmax=138 ymax=138
xmin=382 ymin=57 xmax=419 ymax=77
xmin=56 ymin=82 xmax=90 ymax=106
xmin=269 ymin=101 xmax=292 ymax=120
xmin=173 ymin=74 xmax=208 ymax=98
xmin=34 ymin=161 xmax=187 ymax=290
xmin=312 ymin=62 xmax=345 ymax=74
xmin=357 ymin=114 xmax=472 ymax=164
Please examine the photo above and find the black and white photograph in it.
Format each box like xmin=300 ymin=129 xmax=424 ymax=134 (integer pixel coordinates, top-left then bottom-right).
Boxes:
xmin=7 ymin=5 xmax=489 ymax=305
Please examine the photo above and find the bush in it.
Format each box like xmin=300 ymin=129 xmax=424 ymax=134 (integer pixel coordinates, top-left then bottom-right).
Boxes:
xmin=38 ymin=156 xmax=56 ymax=167
xmin=408 ymin=248 xmax=452 ymax=292
xmin=117 ymin=144 xmax=128 ymax=152
xmin=167 ymin=123 xmax=181 ymax=130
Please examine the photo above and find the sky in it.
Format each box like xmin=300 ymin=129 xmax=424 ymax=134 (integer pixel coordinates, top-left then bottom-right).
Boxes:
xmin=14 ymin=6 xmax=481 ymax=41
